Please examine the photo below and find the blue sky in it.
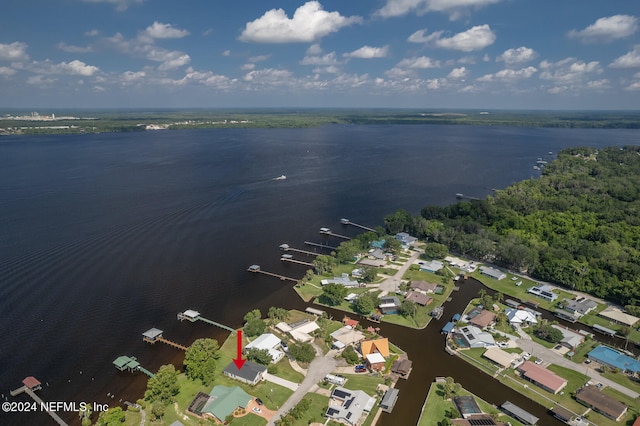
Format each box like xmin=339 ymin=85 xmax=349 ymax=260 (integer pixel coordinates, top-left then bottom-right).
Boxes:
xmin=1 ymin=0 xmax=640 ymax=109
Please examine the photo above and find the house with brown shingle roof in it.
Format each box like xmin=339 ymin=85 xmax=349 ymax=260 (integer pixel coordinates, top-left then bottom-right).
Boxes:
xmin=469 ymin=310 xmax=496 ymax=329
xmin=410 ymin=280 xmax=438 ymax=293
xmin=576 ymin=385 xmax=628 ymax=421
xmin=405 ymin=291 xmax=432 ymax=306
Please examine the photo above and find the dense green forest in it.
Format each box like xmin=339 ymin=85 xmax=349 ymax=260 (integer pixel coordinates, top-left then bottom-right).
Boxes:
xmin=384 ymin=146 xmax=640 ymax=310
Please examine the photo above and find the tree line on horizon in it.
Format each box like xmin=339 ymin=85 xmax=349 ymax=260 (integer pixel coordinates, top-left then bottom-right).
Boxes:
xmin=384 ymin=145 xmax=640 ymax=312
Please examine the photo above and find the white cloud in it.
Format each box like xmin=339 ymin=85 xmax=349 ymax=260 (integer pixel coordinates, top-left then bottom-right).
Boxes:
xmin=102 ymin=31 xmax=191 ymax=70
xmin=410 ymin=25 xmax=496 ymax=51
xmin=239 ymin=1 xmax=362 ymax=43
xmin=497 ymin=47 xmax=537 ymax=65
xmin=306 ymin=44 xmax=323 ymax=55
xmin=29 ymin=59 xmax=100 ymax=76
xmin=85 ymin=29 xmax=100 ymax=37
xmin=397 ymin=56 xmax=441 ymax=69
xmin=568 ymin=15 xmax=638 ymax=43
xmin=0 ymin=42 xmax=29 ymax=61
xmin=539 ymin=58 xmax=601 ymax=84
xmin=626 ymin=81 xmax=640 ymax=91
xmin=312 ymin=65 xmax=340 ymax=74
xmin=144 ymin=22 xmax=190 ymax=39
xmin=243 ymin=68 xmax=293 ymax=85
xmin=343 ymin=45 xmax=389 ymax=59
xmin=610 ymin=45 xmax=640 ymax=68
xmin=27 ymin=75 xmax=57 ymax=85
xmin=81 ymin=0 xmax=145 ymax=12
xmin=57 ymin=42 xmax=93 ymax=53
xmin=147 ymin=49 xmax=191 ymax=70
xmin=376 ymin=0 xmax=502 ymax=18
xmin=222 ymin=50 xmax=231 ymax=56
xmin=301 ymin=52 xmax=338 ymax=65
xmin=586 ymin=79 xmax=610 ymax=90
xmin=241 ymin=63 xmax=256 ymax=70
xmin=448 ymin=66 xmax=468 ymax=79
xmin=0 ymin=66 xmax=17 ymax=76
xmin=477 ymin=66 xmax=537 ymax=82
xmin=248 ymin=55 xmax=271 ymax=63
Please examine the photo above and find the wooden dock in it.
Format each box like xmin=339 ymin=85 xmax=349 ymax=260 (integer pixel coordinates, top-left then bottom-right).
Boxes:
xmin=340 ymin=218 xmax=376 ymax=232
xmin=304 ymin=241 xmax=336 ymax=250
xmin=156 ymin=337 xmax=188 ymax=351
xmin=279 ymin=243 xmax=320 ymax=256
xmin=10 ymin=385 xmax=68 ymax=426
xmin=247 ymin=265 xmax=298 ymax=282
xmin=319 ymin=228 xmax=351 ymax=240
xmin=142 ymin=328 xmax=189 ymax=351
xmin=177 ymin=310 xmax=235 ymax=332
xmin=280 ymin=255 xmax=314 ymax=267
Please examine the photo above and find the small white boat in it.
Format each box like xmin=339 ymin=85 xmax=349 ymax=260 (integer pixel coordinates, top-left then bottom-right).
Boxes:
xmin=273 ymin=175 xmax=286 ymax=180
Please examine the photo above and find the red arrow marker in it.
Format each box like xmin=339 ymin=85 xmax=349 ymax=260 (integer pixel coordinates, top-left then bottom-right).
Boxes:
xmin=233 ymin=330 xmax=246 ymax=370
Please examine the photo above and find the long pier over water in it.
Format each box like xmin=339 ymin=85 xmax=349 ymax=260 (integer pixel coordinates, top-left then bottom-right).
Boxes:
xmin=247 ymin=265 xmax=298 ymax=282
xmin=10 ymin=377 xmax=68 ymax=426
xmin=340 ymin=218 xmax=376 ymax=232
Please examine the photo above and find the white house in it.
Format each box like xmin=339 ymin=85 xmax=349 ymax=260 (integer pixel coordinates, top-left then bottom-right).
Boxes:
xmin=244 ymin=333 xmax=284 ymax=363
xmin=458 ymin=325 xmax=496 ymax=348
xmin=505 ymin=309 xmax=538 ymax=325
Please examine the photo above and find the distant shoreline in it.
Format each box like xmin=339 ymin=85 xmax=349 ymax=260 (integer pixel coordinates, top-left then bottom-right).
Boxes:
xmin=2 ymin=109 xmax=640 ymax=135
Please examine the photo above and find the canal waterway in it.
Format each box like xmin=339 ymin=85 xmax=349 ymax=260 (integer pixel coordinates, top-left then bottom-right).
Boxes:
xmin=1 ymin=124 xmax=639 ymax=425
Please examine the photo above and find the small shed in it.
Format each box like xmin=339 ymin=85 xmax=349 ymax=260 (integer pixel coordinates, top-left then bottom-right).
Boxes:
xmin=441 ymin=322 xmax=455 ymax=334
xmin=22 ymin=376 xmax=41 ymax=391
xmin=380 ymin=388 xmax=399 ymax=413
xmin=142 ymin=328 xmax=163 ymax=343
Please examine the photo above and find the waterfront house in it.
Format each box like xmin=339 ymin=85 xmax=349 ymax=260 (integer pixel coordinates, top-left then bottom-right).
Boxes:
xmin=201 ymin=386 xmax=253 ymax=423
xmin=223 ymin=361 xmax=266 ymax=386
xmin=527 ymin=285 xmax=558 ymax=302
xmin=410 ymin=280 xmax=439 ymax=294
xmin=551 ymin=325 xmax=584 ymax=350
xmin=366 ymin=352 xmax=386 ymax=371
xmin=330 ymin=325 xmax=365 ymax=347
xmin=479 ymin=266 xmax=506 ymax=280
xmin=391 ymin=359 xmax=413 ymax=377
xmin=500 ymin=401 xmax=539 ymax=425
xmin=276 ymin=319 xmax=320 ymax=343
xmin=469 ymin=310 xmax=496 ymax=329
xmin=379 ymin=296 xmax=401 ymax=314
xmin=244 ymin=333 xmax=284 ymax=363
xmin=326 ymin=387 xmax=376 ymax=426
xmin=517 ymin=361 xmax=567 ymax=394
xmin=575 ymin=385 xmax=628 ymax=421
xmin=458 ymin=325 xmax=496 ymax=348
xmin=505 ymin=308 xmax=538 ymax=326
xmin=561 ymin=297 xmax=597 ymax=318
xmin=482 ymin=347 xmax=519 ymax=369
xmin=321 ymin=273 xmax=359 ymax=288
xmin=597 ymin=307 xmax=639 ymax=327
xmin=361 ymin=338 xmax=390 ymax=358
xmin=420 ymin=260 xmax=444 ymax=273
xmin=587 ymin=345 xmax=640 ymax=374
xmin=368 ymin=248 xmax=386 ymax=260
xmin=405 ymin=290 xmax=432 ymax=306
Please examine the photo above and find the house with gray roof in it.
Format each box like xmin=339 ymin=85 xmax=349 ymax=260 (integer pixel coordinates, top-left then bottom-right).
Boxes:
xmin=223 ymin=361 xmax=266 ymax=386
xmin=321 ymin=273 xmax=359 ymax=288
xmin=562 ymin=297 xmax=597 ymax=318
xmin=395 ymin=232 xmax=418 ymax=247
xmin=479 ymin=266 xmax=506 ymax=280
xmin=326 ymin=387 xmax=376 ymax=425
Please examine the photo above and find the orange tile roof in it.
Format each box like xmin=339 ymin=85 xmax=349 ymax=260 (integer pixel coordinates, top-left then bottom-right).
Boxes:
xmin=361 ymin=338 xmax=390 ymax=357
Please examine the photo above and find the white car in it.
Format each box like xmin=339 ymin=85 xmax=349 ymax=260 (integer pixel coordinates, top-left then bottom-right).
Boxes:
xmin=522 ymin=352 xmax=531 ymax=360
xmin=252 ymin=407 xmax=262 ymax=414
xmin=534 ymin=358 xmax=543 ymax=365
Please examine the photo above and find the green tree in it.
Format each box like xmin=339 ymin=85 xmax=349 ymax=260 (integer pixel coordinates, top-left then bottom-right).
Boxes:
xmin=342 ymin=345 xmax=360 ymax=364
xmin=96 ymin=407 xmax=126 ymax=426
xmin=442 ymin=376 xmax=460 ymax=399
xmin=184 ymin=338 xmax=220 ymax=385
xmin=144 ymin=364 xmax=180 ymax=406
xmin=244 ymin=318 xmax=267 ymax=337
xmin=313 ymin=254 xmax=336 ymax=275
xmin=384 ymin=209 xmax=412 ymax=234
xmin=79 ymin=402 xmax=92 ymax=426
xmin=244 ymin=309 xmax=262 ymax=322
xmin=151 ymin=401 xmax=165 ymax=421
xmin=320 ymin=283 xmax=347 ymax=306
xmin=352 ymin=292 xmax=377 ymax=315
xmin=532 ymin=322 xmax=563 ymax=343
xmin=361 ymin=267 xmax=378 ymax=283
xmin=422 ymin=242 xmax=449 ymax=259
xmin=246 ymin=348 xmax=272 ymax=365
xmin=267 ymin=307 xmax=290 ymax=324
xmin=383 ymin=236 xmax=403 ymax=254
xmin=289 ymin=342 xmax=316 ymax=363
xmin=400 ymin=300 xmax=417 ymax=323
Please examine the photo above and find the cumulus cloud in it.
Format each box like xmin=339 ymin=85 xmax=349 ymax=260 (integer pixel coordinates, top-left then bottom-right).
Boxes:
xmin=539 ymin=58 xmax=601 ymax=84
xmin=396 ymin=56 xmax=441 ymax=69
xmin=301 ymin=52 xmax=338 ymax=66
xmin=497 ymin=47 xmax=537 ymax=65
xmin=248 ymin=55 xmax=271 ymax=63
xmin=144 ymin=22 xmax=190 ymax=39
xmin=568 ymin=15 xmax=638 ymax=43
xmin=239 ymin=1 xmax=361 ymax=43
xmin=610 ymin=45 xmax=640 ymax=68
xmin=102 ymin=31 xmax=191 ymax=70
xmin=29 ymin=59 xmax=100 ymax=76
xmin=448 ymin=66 xmax=468 ymax=79
xmin=27 ymin=75 xmax=57 ymax=86
xmin=241 ymin=63 xmax=255 ymax=70
xmin=409 ymin=25 xmax=495 ymax=51
xmin=477 ymin=66 xmax=537 ymax=81
xmin=0 ymin=66 xmax=17 ymax=76
xmin=81 ymin=0 xmax=145 ymax=12
xmin=306 ymin=44 xmax=323 ymax=55
xmin=343 ymin=45 xmax=389 ymax=59
xmin=57 ymin=42 xmax=93 ymax=53
xmin=376 ymin=0 xmax=502 ymax=18
xmin=0 ymin=42 xmax=29 ymax=61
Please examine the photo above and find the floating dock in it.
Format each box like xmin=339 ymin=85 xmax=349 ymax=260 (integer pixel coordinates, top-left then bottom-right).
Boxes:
xmin=280 ymin=254 xmax=314 ymax=267
xmin=279 ymin=243 xmax=319 ymax=256
xmin=319 ymin=227 xmax=351 ymax=240
xmin=10 ymin=377 xmax=68 ymax=426
xmin=113 ymin=356 xmax=156 ymax=378
xmin=304 ymin=241 xmax=336 ymax=250
xmin=142 ymin=328 xmax=189 ymax=351
xmin=177 ymin=309 xmax=235 ymax=332
xmin=340 ymin=218 xmax=376 ymax=232
xmin=247 ymin=265 xmax=298 ymax=282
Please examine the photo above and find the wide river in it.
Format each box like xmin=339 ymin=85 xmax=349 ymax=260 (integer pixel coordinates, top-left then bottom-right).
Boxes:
xmin=1 ymin=124 xmax=639 ymax=425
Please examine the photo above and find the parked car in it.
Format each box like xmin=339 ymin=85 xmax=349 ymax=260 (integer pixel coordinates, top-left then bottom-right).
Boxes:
xmin=534 ymin=358 xmax=543 ymax=365
xmin=355 ymin=365 xmax=367 ymax=373
xmin=522 ymin=352 xmax=531 ymax=360
xmin=255 ymin=398 xmax=263 ymax=406
xmin=253 ymin=407 xmax=262 ymax=414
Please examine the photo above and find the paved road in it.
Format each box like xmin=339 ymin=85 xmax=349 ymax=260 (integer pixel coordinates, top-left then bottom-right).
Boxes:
xmin=378 ymin=251 xmax=421 ymax=295
xmin=515 ymin=338 xmax=640 ymax=399
xmin=267 ymin=349 xmax=338 ymax=426
xmin=264 ymin=372 xmax=299 ymax=391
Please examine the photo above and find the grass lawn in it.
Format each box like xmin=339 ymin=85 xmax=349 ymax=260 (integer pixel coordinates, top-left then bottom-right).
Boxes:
xmin=456 ymin=348 xmax=500 ymax=376
xmin=288 ymin=393 xmax=329 ymax=426
xmin=294 ymin=282 xmax=323 ymax=302
xmin=602 ymin=387 xmax=640 ymax=424
xmin=546 ymin=364 xmax=589 ymax=394
xmin=271 ymin=358 xmax=304 ymax=383
xmin=600 ymin=370 xmax=640 ymax=395
xmin=341 ymin=373 xmax=385 ymax=396
xmin=570 ymin=339 xmax=599 ymax=363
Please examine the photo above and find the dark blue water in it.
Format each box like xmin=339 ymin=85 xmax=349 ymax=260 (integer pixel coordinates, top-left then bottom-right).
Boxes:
xmin=1 ymin=125 xmax=638 ymax=425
